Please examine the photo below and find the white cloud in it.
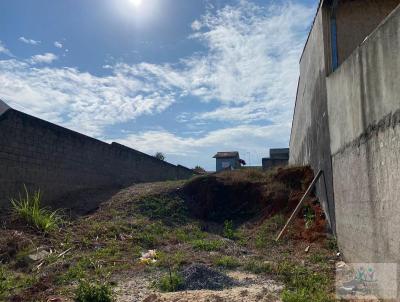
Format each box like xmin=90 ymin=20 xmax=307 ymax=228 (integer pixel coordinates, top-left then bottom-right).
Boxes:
xmin=113 ymin=124 xmax=290 ymax=168
xmin=116 ymin=124 xmax=289 ymax=156
xmin=19 ymin=36 xmax=41 ymax=45
xmin=0 ymin=40 xmax=13 ymax=57
xmin=29 ymin=53 xmax=58 ymax=64
xmin=191 ymin=20 xmax=202 ymax=31
xmin=181 ymin=1 xmax=313 ymax=124
xmin=114 ymin=1 xmax=313 ymax=125
xmin=54 ymin=41 xmax=63 ymax=48
xmin=0 ymin=60 xmax=177 ymax=136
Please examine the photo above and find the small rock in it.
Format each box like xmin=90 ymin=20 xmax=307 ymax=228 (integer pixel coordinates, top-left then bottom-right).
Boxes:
xmin=304 ymin=245 xmax=310 ymax=253
xmin=28 ymin=247 xmax=50 ymax=262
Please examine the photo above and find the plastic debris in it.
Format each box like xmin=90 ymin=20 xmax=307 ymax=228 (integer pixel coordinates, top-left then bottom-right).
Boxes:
xmin=139 ymin=249 xmax=157 ymax=264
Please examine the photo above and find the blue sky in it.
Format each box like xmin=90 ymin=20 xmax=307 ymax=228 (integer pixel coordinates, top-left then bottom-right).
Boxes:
xmin=0 ymin=0 xmax=317 ymax=170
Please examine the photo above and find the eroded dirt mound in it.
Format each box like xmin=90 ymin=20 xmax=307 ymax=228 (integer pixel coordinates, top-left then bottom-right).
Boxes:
xmin=183 ymin=264 xmax=238 ymax=290
xmin=181 ymin=166 xmax=314 ymax=222
xmin=181 ymin=175 xmax=264 ymax=222
xmin=275 ymin=166 xmax=314 ymax=191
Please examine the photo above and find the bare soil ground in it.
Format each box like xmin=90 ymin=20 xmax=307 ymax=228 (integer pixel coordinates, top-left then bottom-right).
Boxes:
xmin=0 ymin=166 xmax=339 ymax=302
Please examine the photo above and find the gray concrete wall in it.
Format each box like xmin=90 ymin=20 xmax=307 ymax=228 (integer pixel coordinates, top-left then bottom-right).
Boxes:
xmin=327 ymin=5 xmax=400 ymax=263
xmin=289 ymin=6 xmax=336 ymax=232
xmin=336 ymin=0 xmax=399 ymax=65
xmin=0 ymin=107 xmax=193 ymax=213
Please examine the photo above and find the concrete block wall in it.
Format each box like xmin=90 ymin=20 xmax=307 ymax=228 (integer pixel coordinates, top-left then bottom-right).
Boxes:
xmin=0 ymin=107 xmax=193 ymax=212
xmin=327 ymin=6 xmax=400 ymax=263
xmin=289 ymin=6 xmax=336 ymax=232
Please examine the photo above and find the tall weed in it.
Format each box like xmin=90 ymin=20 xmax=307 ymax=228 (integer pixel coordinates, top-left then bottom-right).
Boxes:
xmin=11 ymin=186 xmax=62 ymax=233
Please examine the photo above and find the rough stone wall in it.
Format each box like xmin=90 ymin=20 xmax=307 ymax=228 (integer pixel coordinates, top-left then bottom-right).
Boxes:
xmin=0 ymin=108 xmax=193 ymax=212
xmin=289 ymin=6 xmax=336 ymax=232
xmin=327 ymin=6 xmax=400 ymax=263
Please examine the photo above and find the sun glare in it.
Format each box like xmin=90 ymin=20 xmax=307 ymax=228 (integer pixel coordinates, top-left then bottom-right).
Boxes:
xmin=130 ymin=0 xmax=142 ymax=7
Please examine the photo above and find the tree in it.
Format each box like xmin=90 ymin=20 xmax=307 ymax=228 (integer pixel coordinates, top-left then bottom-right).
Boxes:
xmin=193 ymin=165 xmax=206 ymax=174
xmin=154 ymin=152 xmax=165 ymax=161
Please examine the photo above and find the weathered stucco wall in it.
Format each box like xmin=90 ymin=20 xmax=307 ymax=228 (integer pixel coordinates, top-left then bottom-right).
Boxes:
xmin=336 ymin=0 xmax=399 ymax=65
xmin=289 ymin=6 xmax=336 ymax=231
xmin=0 ymin=108 xmax=193 ymax=212
xmin=327 ymin=6 xmax=400 ymax=263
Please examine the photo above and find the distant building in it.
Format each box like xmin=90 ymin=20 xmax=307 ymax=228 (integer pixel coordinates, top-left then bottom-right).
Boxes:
xmin=262 ymin=148 xmax=289 ymax=170
xmin=213 ymin=152 xmax=242 ymax=172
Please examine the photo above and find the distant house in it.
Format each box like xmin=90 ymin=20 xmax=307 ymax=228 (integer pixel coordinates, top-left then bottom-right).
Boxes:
xmin=262 ymin=148 xmax=289 ymax=170
xmin=213 ymin=152 xmax=242 ymax=172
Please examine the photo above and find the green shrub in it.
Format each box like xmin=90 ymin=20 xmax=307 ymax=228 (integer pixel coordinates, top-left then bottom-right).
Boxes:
xmin=214 ymin=256 xmax=240 ymax=269
xmin=223 ymin=220 xmax=235 ymax=239
xmin=75 ymin=280 xmax=113 ymax=302
xmin=11 ymin=186 xmax=62 ymax=233
xmin=191 ymin=239 xmax=223 ymax=251
xmin=157 ymin=272 xmax=184 ymax=292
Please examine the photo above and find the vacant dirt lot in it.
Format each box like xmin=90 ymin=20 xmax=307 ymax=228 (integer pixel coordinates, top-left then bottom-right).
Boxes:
xmin=0 ymin=166 xmax=338 ymax=302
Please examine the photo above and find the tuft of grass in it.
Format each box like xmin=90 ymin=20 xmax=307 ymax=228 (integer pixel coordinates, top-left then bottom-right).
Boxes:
xmin=255 ymin=214 xmax=286 ymax=249
xmin=309 ymin=252 xmax=327 ymax=264
xmin=326 ymin=237 xmax=338 ymax=251
xmin=173 ymin=224 xmax=206 ymax=243
xmin=11 ymin=186 xmax=62 ymax=233
xmin=244 ymin=260 xmax=273 ymax=274
xmin=58 ymin=258 xmax=90 ymax=284
xmin=191 ymin=239 xmax=223 ymax=251
xmin=75 ymin=280 xmax=113 ymax=302
xmin=213 ymin=256 xmax=240 ymax=269
xmin=0 ymin=267 xmax=13 ymax=297
xmin=157 ymin=251 xmax=189 ymax=269
xmin=156 ymin=271 xmax=184 ymax=292
xmin=277 ymin=261 xmax=333 ymax=302
xmin=281 ymin=288 xmax=332 ymax=302
xmin=0 ymin=267 xmax=37 ymax=299
xmin=223 ymin=220 xmax=236 ymax=239
xmin=303 ymin=205 xmax=315 ymax=229
xmin=136 ymin=221 xmax=169 ymax=248
xmin=136 ymin=195 xmax=187 ymax=225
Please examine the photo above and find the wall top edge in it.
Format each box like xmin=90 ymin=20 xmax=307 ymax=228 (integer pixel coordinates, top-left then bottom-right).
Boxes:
xmin=0 ymin=99 xmax=11 ymax=116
